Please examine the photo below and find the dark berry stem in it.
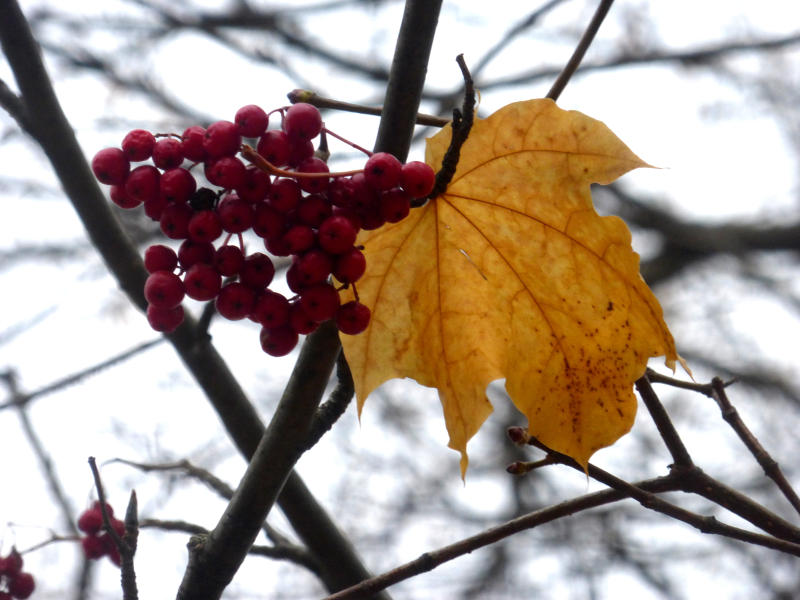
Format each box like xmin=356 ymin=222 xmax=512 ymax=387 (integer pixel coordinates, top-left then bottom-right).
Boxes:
xmin=417 ymin=54 xmax=475 ymax=207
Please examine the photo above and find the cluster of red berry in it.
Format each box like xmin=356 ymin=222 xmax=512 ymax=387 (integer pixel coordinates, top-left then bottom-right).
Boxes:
xmin=77 ymin=502 xmax=124 ymax=567
xmin=0 ymin=549 xmax=35 ymax=599
xmin=91 ymin=102 xmax=434 ymax=356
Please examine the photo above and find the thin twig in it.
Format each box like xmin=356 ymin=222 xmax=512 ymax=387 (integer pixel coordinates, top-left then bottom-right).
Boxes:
xmin=546 ymin=0 xmax=615 ymax=101
xmin=0 ymin=339 xmax=164 ymax=411
xmin=523 ymin=437 xmax=800 ymax=554
xmin=88 ymin=459 xmax=139 ymax=600
xmin=0 ymin=370 xmax=79 ymax=535
xmin=111 ymin=457 xmax=293 ymax=547
xmin=324 ymin=474 xmax=682 ymax=600
xmin=139 ymin=519 xmax=320 ymax=573
xmin=636 ymin=375 xmax=693 ymax=467
xmin=0 ymin=77 xmax=33 ymax=133
xmin=710 ymin=377 xmax=800 ymax=517
xmin=287 ymin=89 xmax=449 ymax=127
xmin=645 ymin=367 xmax=716 ymax=396
xmin=120 ymin=491 xmax=139 ymax=600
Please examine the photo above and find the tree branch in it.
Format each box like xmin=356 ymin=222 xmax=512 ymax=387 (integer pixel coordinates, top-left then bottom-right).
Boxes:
xmin=176 ymin=322 xmax=341 ymax=599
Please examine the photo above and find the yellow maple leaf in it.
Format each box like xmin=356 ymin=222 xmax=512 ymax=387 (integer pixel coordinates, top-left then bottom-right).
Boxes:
xmin=340 ymin=98 xmax=679 ymax=476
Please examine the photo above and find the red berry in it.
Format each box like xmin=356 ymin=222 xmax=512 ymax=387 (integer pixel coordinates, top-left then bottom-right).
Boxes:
xmin=348 ymin=172 xmax=379 ymax=212
xmin=285 ymin=260 xmax=306 ymax=294
xmin=0 ymin=548 xmax=23 ymax=576
xmin=333 ymin=247 xmax=366 ymax=283
xmin=299 ymin=282 xmax=340 ymax=322
xmin=77 ymin=508 xmax=104 ymax=535
xmin=295 ymin=156 xmax=330 ymax=193
xmin=318 ymin=215 xmax=357 ymax=254
xmin=235 ymin=166 xmax=271 ymax=203
xmin=360 ymin=204 xmax=386 ymax=231
xmin=239 ymin=252 xmax=275 ymax=290
xmin=217 ymin=193 xmax=254 ymax=233
xmin=332 ymin=206 xmax=363 ymax=231
xmin=152 ymin=137 xmax=184 ymax=169
xmin=146 ymin=246 xmax=178 ymax=279
xmin=216 ymin=282 xmax=256 ymax=320
xmin=125 ymin=165 xmax=161 ymax=203
xmin=184 ymin=263 xmax=222 ymax=301
xmin=336 ymin=301 xmax=371 ymax=335
xmin=288 ymin=301 xmax=318 ymax=335
xmin=92 ymin=147 xmax=130 ymax=185
xmin=181 ymin=125 xmax=207 ymax=162
xmin=251 ymin=290 xmax=290 ymax=328
xmin=147 ymin=304 xmax=184 ymax=332
xmin=256 ymin=130 xmax=290 ymax=167
xmin=296 ymin=193 xmax=332 ymax=227
xmin=283 ymin=102 xmax=322 ymax=141
xmin=400 ymin=160 xmax=436 ymax=197
xmin=9 ymin=571 xmax=35 ymax=599
xmin=109 ymin=517 xmax=126 ymax=538
xmin=264 ymin=235 xmax=291 ymax=257
xmin=204 ymin=156 xmax=246 ymax=189
xmin=287 ymin=137 xmax=314 ymax=167
xmin=160 ymin=167 xmax=196 ymax=203
xmin=282 ymin=224 xmax=316 ymax=254
xmin=107 ymin=545 xmax=122 ymax=567
xmin=235 ymin=104 xmax=269 ymax=137
xmin=110 ymin=184 xmax=140 ymax=209
xmin=81 ymin=534 xmax=106 ymax=559
xmin=91 ymin=500 xmax=114 ymax=517
xmin=160 ymin=203 xmax=193 ymax=239
xmin=144 ymin=271 xmax=185 ymax=308
xmin=121 ymin=129 xmax=155 ymax=161
xmin=188 ymin=210 xmax=223 ymax=243
xmin=213 ymin=245 xmax=244 ymax=276
xmin=252 ymin=203 xmax=286 ymax=239
xmin=144 ymin=194 xmax=169 ymax=220
xmin=380 ymin=187 xmax=411 ymax=223
xmin=296 ymin=249 xmax=333 ymax=285
xmin=268 ymin=178 xmax=301 ymax=213
xmin=259 ymin=324 xmax=299 ymax=356
xmin=204 ymin=120 xmax=242 ymax=158
xmin=327 ymin=176 xmax=354 ymax=208
xmin=178 ymin=240 xmax=214 ymax=270
xmin=364 ymin=152 xmax=402 ymax=191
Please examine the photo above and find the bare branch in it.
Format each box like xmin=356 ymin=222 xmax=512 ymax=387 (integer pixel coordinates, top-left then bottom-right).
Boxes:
xmin=710 ymin=378 xmax=800 ymax=517
xmin=547 ymin=0 xmax=615 ymax=101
